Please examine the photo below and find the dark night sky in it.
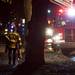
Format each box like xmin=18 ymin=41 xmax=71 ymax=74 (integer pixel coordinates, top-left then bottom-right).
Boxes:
xmin=0 ymin=0 xmax=25 ymax=22
xmin=0 ymin=1 xmax=10 ymax=22
xmin=12 ymin=0 xmax=25 ymax=18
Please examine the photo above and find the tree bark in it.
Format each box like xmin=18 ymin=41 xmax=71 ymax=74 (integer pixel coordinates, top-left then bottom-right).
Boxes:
xmin=13 ymin=0 xmax=49 ymax=75
xmin=24 ymin=0 xmax=32 ymax=22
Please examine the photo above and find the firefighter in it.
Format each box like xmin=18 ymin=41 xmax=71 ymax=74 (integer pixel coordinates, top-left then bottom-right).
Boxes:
xmin=5 ymin=31 xmax=22 ymax=65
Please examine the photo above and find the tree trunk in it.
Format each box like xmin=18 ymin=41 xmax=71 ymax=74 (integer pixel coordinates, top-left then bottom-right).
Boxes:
xmin=13 ymin=0 xmax=49 ymax=75
xmin=24 ymin=0 xmax=32 ymax=22
xmin=25 ymin=0 xmax=49 ymax=66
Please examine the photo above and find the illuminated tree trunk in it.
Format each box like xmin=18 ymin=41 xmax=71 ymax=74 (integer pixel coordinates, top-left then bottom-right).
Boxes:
xmin=24 ymin=0 xmax=32 ymax=22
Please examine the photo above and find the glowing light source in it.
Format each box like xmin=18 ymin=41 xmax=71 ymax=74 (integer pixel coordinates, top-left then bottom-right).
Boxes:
xmin=53 ymin=35 xmax=60 ymax=40
xmin=67 ymin=6 xmax=75 ymax=17
xmin=10 ymin=29 xmax=13 ymax=32
xmin=45 ymin=39 xmax=53 ymax=43
xmin=59 ymin=9 xmax=64 ymax=13
xmin=45 ymin=28 xmax=53 ymax=36
xmin=61 ymin=21 xmax=66 ymax=26
xmin=11 ymin=25 xmax=14 ymax=28
xmin=47 ymin=9 xmax=51 ymax=14
xmin=52 ymin=33 xmax=63 ymax=43
xmin=4 ymin=29 xmax=8 ymax=34
xmin=22 ymin=19 xmax=25 ymax=23
xmin=58 ymin=9 xmax=64 ymax=15
xmin=48 ymin=47 xmax=53 ymax=51
xmin=22 ymin=24 xmax=24 ymax=27
xmin=48 ymin=20 xmax=51 ymax=24
xmin=5 ymin=29 xmax=8 ymax=32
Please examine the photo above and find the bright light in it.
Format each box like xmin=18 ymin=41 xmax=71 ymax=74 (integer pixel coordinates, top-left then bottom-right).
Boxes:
xmin=47 ymin=43 xmax=52 ymax=45
xmin=19 ymin=37 xmax=21 ymax=40
xmin=5 ymin=29 xmax=8 ymax=32
xmin=10 ymin=29 xmax=13 ymax=32
xmin=4 ymin=29 xmax=8 ymax=34
xmin=45 ymin=39 xmax=53 ymax=43
xmin=22 ymin=24 xmax=24 ymax=27
xmin=4 ymin=32 xmax=8 ymax=34
xmin=67 ymin=6 xmax=75 ymax=17
xmin=58 ymin=9 xmax=64 ymax=15
xmin=61 ymin=21 xmax=66 ymax=26
xmin=59 ymin=9 xmax=64 ymax=13
xmin=48 ymin=20 xmax=51 ymax=24
xmin=22 ymin=19 xmax=25 ymax=23
xmin=45 ymin=28 xmax=53 ymax=36
xmin=52 ymin=33 xmax=62 ymax=43
xmin=53 ymin=35 xmax=60 ymax=40
xmin=48 ymin=47 xmax=53 ymax=51
xmin=47 ymin=9 xmax=51 ymax=14
xmin=18 ymin=23 xmax=21 ymax=26
xmin=11 ymin=25 xmax=14 ymax=28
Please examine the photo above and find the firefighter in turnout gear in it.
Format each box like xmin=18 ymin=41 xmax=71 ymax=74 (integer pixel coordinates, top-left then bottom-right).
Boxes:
xmin=5 ymin=31 xmax=22 ymax=65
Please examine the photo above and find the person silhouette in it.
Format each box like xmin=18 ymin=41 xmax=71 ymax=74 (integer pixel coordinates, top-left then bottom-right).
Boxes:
xmin=5 ymin=31 xmax=22 ymax=65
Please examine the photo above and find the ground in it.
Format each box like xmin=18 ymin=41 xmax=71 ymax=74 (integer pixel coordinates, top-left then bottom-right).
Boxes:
xmin=0 ymin=44 xmax=75 ymax=75
xmin=33 ymin=51 xmax=75 ymax=75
